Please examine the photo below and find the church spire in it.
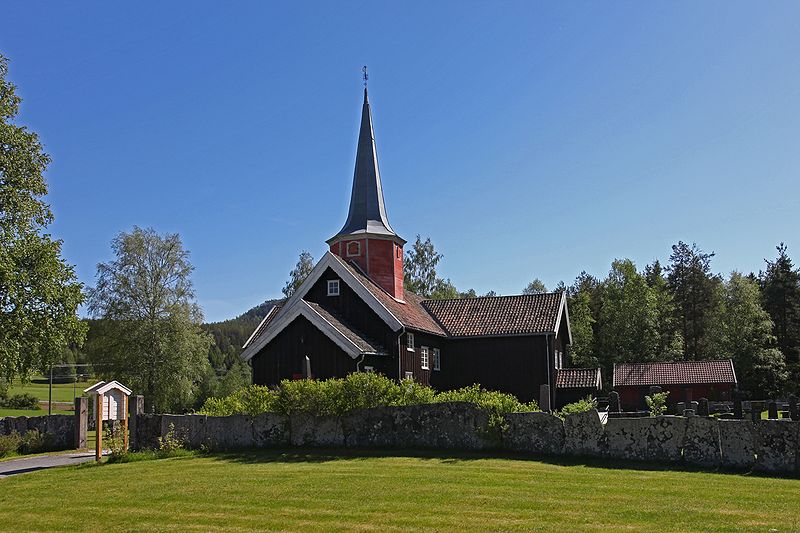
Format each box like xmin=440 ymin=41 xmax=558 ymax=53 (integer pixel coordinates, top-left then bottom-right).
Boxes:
xmin=328 ymin=79 xmax=402 ymax=243
xmin=327 ymin=73 xmax=406 ymax=300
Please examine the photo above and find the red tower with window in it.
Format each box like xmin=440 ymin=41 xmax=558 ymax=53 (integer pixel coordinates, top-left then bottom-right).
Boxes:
xmin=327 ymin=87 xmax=405 ymax=300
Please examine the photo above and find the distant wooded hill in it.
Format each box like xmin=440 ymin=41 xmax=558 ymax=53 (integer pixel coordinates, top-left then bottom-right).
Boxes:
xmin=202 ymin=299 xmax=283 ymax=369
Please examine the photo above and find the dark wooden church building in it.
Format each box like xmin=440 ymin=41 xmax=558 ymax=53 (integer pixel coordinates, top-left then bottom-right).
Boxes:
xmin=240 ymin=86 xmax=579 ymax=404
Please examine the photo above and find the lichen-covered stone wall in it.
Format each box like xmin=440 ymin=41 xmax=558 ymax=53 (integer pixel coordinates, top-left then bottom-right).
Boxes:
xmin=129 ymin=405 xmax=800 ymax=476
xmin=0 ymin=415 xmax=75 ymax=450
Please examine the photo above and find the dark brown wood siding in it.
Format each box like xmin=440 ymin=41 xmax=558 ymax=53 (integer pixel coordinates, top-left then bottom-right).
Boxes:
xmin=431 ymin=335 xmax=550 ymax=403
xmin=251 ymin=315 xmax=358 ymax=385
xmin=304 ymin=267 xmax=398 ymax=353
xmin=400 ymin=330 xmax=445 ymax=387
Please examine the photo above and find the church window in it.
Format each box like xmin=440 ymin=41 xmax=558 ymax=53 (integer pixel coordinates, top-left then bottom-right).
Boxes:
xmin=407 ymin=332 xmax=415 ymax=351
xmin=433 ymin=348 xmax=441 ymax=371
xmin=327 ymin=279 xmax=340 ymax=296
xmin=347 ymin=241 xmax=361 ymax=257
xmin=421 ymin=346 xmax=429 ymax=370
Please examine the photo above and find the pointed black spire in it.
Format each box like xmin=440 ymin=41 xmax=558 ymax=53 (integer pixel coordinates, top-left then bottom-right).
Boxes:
xmin=328 ymin=86 xmax=403 ymax=243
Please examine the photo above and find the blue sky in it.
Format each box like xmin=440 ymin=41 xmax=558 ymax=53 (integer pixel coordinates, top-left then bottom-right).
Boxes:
xmin=3 ymin=2 xmax=799 ymax=322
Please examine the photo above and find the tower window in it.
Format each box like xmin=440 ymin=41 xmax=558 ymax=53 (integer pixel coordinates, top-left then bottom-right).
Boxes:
xmin=433 ymin=348 xmax=441 ymax=371
xmin=327 ymin=279 xmax=340 ymax=296
xmin=347 ymin=241 xmax=361 ymax=257
xmin=421 ymin=346 xmax=429 ymax=370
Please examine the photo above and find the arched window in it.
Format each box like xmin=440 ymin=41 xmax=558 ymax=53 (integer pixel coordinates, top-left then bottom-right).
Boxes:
xmin=346 ymin=241 xmax=361 ymax=257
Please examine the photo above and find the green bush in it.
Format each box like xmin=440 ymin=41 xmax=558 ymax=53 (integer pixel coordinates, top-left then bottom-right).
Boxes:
xmin=1 ymin=393 xmax=40 ymax=410
xmin=556 ymin=396 xmax=598 ymax=419
xmin=200 ymin=374 xmax=538 ymax=427
xmin=0 ymin=432 xmax=22 ymax=458
xmin=18 ymin=430 xmax=55 ymax=454
xmin=645 ymin=391 xmax=669 ymax=417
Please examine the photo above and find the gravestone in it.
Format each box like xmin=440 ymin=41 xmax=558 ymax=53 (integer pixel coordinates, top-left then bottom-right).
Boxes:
xmin=790 ymin=395 xmax=799 ymax=421
xmin=539 ymin=384 xmax=551 ymax=412
xmin=609 ymin=391 xmax=620 ymax=413
xmin=697 ymin=398 xmax=709 ymax=417
xmin=751 ymin=402 xmax=763 ymax=423
xmin=768 ymin=401 xmax=779 ymax=420
xmin=733 ymin=391 xmax=743 ymax=419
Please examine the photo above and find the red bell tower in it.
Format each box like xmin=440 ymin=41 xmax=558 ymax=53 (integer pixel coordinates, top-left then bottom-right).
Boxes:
xmin=327 ymin=84 xmax=405 ymax=300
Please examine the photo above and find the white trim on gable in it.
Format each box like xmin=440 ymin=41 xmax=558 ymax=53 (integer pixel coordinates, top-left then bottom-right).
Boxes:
xmin=240 ymin=300 xmax=376 ymax=361
xmin=553 ymin=292 xmax=573 ymax=345
xmin=242 ymin=305 xmax=279 ymax=349
xmin=240 ymin=252 xmax=403 ymax=361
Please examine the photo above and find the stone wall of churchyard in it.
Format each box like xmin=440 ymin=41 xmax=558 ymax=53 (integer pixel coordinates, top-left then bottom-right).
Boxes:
xmin=132 ymin=403 xmax=800 ymax=476
xmin=0 ymin=415 xmax=75 ymax=450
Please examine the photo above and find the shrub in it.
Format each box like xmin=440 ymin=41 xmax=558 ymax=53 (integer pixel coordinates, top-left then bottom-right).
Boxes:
xmin=157 ymin=423 xmax=187 ymax=455
xmin=1 ymin=393 xmax=40 ymax=410
xmin=645 ymin=391 xmax=669 ymax=417
xmin=106 ymin=426 xmax=128 ymax=462
xmin=556 ymin=396 xmax=598 ymax=419
xmin=201 ymin=385 xmax=278 ymax=417
xmin=18 ymin=430 xmax=55 ymax=454
xmin=0 ymin=432 xmax=22 ymax=458
xmin=199 ymin=374 xmax=539 ymax=427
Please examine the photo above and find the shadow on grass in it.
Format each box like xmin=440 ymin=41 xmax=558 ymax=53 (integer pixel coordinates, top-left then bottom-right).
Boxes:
xmin=199 ymin=447 xmax=799 ymax=479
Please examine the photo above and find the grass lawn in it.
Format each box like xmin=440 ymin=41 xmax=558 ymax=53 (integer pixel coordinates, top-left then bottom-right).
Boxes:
xmin=8 ymin=377 xmax=89 ymax=404
xmin=0 ymin=450 xmax=798 ymax=532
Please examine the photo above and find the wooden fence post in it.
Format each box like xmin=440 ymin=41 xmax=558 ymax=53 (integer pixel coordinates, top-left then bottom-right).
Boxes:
xmin=95 ymin=394 xmax=102 ymax=461
xmin=128 ymin=395 xmax=144 ymax=451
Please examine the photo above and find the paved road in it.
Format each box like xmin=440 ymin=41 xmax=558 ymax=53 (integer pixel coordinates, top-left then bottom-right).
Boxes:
xmin=0 ymin=452 xmax=102 ymax=478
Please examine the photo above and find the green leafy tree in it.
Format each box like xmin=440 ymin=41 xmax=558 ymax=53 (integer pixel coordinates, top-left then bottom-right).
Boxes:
xmin=0 ymin=54 xmax=86 ymax=381
xmin=712 ymin=272 xmax=788 ymax=398
xmin=282 ymin=250 xmax=315 ymax=298
xmin=645 ymin=391 xmax=669 ymax=417
xmin=595 ymin=259 xmax=660 ymax=371
xmin=760 ymin=243 xmax=800 ymax=390
xmin=667 ymin=242 xmax=722 ymax=360
xmin=429 ymin=278 xmax=460 ymax=300
xmin=404 ymin=235 xmax=442 ymax=297
xmin=86 ymin=227 xmax=212 ymax=412
xmin=567 ymin=288 xmax=596 ymax=368
xmin=522 ymin=279 xmax=547 ymax=295
xmin=644 ymin=260 xmax=682 ymax=359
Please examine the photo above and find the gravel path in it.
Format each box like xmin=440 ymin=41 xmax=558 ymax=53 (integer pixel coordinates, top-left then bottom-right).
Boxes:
xmin=0 ymin=452 xmax=103 ymax=478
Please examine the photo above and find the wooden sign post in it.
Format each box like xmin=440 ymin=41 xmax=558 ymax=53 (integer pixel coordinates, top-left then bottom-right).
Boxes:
xmin=84 ymin=380 xmax=133 ymax=461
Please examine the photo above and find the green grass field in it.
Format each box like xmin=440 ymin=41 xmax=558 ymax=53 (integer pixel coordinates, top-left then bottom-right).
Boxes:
xmin=0 ymin=450 xmax=798 ymax=532
xmin=8 ymin=377 xmax=89 ymax=404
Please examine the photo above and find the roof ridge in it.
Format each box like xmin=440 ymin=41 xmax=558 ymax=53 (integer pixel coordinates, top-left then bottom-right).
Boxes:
xmin=421 ymin=291 xmax=564 ymax=304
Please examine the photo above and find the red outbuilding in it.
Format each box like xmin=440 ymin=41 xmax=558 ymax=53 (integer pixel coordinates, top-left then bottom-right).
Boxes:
xmin=612 ymin=359 xmax=737 ymax=411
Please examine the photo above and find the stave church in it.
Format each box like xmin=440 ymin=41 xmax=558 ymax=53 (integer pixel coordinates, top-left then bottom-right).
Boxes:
xmin=240 ymin=84 xmax=595 ymax=406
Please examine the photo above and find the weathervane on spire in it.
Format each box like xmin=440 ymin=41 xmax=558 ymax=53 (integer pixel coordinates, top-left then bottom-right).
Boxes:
xmin=362 ymin=65 xmax=368 ymax=88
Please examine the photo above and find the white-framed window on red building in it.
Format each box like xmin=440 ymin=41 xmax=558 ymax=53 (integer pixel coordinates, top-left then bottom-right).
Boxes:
xmin=346 ymin=241 xmax=361 ymax=257
xmin=421 ymin=346 xmax=429 ymax=370
xmin=433 ymin=348 xmax=441 ymax=371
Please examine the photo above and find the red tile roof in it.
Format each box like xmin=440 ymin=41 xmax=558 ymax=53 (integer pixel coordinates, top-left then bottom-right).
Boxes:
xmin=613 ymin=360 xmax=737 ymax=388
xmin=556 ymin=368 xmax=602 ymax=389
xmin=339 ymin=260 xmax=447 ymax=336
xmin=421 ymin=293 xmax=564 ymax=337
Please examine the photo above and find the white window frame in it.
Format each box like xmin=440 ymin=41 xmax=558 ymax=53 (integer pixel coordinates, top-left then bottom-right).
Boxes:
xmin=327 ymin=279 xmax=340 ymax=296
xmin=404 ymin=371 xmax=414 ymax=380
xmin=433 ymin=348 xmax=441 ymax=371
xmin=420 ymin=346 xmax=429 ymax=370
xmin=346 ymin=241 xmax=361 ymax=257
xmin=363 ymin=366 xmax=374 ymax=373
xmin=406 ymin=332 xmax=415 ymax=351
